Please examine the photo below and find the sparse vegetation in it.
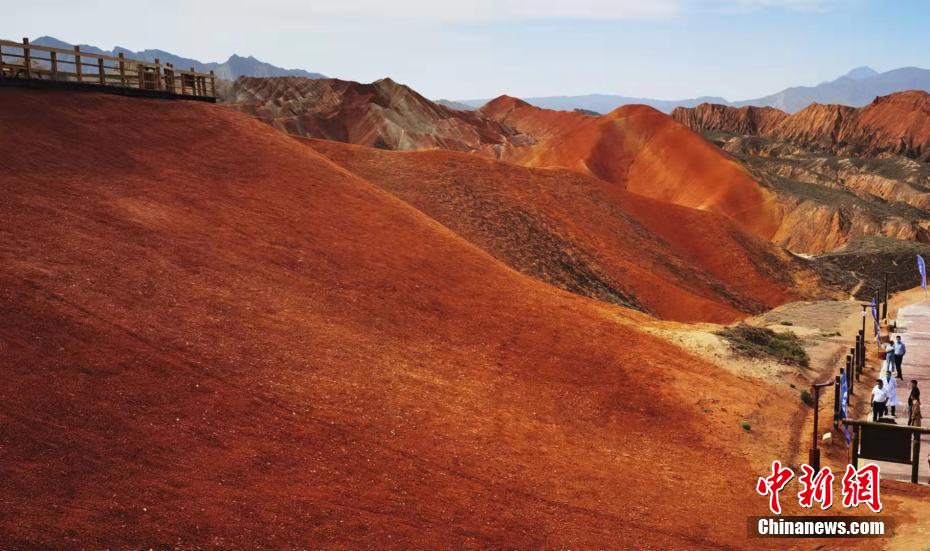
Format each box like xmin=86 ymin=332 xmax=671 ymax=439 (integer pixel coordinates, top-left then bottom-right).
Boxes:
xmin=780 ymin=320 xmax=793 ymax=326
xmin=800 ymin=389 xmax=814 ymax=407
xmin=741 ymin=421 xmax=752 ymax=432
xmin=813 ymin=236 xmax=930 ymax=300
xmin=716 ymin=323 xmax=810 ymax=367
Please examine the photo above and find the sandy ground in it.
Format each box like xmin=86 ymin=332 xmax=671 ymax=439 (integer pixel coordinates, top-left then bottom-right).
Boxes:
xmin=645 ymin=300 xmax=861 ymax=388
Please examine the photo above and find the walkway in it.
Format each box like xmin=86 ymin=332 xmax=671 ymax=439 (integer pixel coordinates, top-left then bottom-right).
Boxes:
xmin=863 ymin=299 xmax=930 ymax=483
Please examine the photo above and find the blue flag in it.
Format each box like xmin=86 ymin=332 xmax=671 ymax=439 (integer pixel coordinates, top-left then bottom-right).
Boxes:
xmin=840 ymin=370 xmax=851 ymax=444
xmin=919 ymin=255 xmax=927 ymax=291
xmin=871 ymin=296 xmax=881 ymax=345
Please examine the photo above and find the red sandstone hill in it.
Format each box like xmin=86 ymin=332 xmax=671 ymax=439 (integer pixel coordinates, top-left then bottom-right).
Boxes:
xmin=226 ymin=79 xmax=831 ymax=310
xmin=674 ymin=91 xmax=930 ymax=162
xmin=834 ymin=90 xmax=930 ymax=161
xmin=766 ymin=102 xmax=858 ymax=150
xmin=480 ymin=96 xmax=783 ymax=239
xmin=672 ymin=92 xmax=930 ymax=255
xmin=229 ymin=79 xmax=785 ymax=240
xmin=232 ymin=76 xmax=532 ymax=153
xmin=307 ymin=139 xmax=822 ymax=322
xmin=2 ymin=88 xmax=808 ymax=548
xmin=670 ymin=103 xmax=789 ymax=136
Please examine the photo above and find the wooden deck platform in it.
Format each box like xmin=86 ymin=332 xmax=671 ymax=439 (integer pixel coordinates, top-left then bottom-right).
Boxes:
xmin=0 ymin=38 xmax=217 ymax=102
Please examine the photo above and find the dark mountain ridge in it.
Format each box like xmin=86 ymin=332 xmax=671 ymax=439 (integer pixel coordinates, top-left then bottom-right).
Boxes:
xmin=30 ymin=35 xmax=324 ymax=80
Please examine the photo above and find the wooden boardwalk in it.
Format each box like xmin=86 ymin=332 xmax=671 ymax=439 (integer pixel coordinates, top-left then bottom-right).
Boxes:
xmin=860 ymin=299 xmax=930 ymax=483
xmin=0 ymin=38 xmax=216 ymax=101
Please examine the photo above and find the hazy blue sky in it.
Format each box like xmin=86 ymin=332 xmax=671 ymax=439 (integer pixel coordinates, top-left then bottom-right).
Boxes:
xmin=5 ymin=0 xmax=928 ymax=100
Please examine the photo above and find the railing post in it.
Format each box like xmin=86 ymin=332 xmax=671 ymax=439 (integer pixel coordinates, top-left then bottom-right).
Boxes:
xmin=912 ymin=433 xmax=921 ymax=483
xmin=883 ymin=273 xmax=889 ymax=320
xmin=154 ymin=58 xmax=162 ymax=91
xmin=190 ymin=67 xmax=196 ymax=96
xmin=74 ymin=46 xmax=82 ymax=82
xmin=97 ymin=58 xmax=105 ymax=85
xmin=845 ymin=356 xmax=852 ymax=398
xmin=118 ymin=52 xmax=126 ymax=87
xmin=850 ymin=425 xmax=860 ymax=468
xmin=209 ymin=70 xmax=216 ymax=97
xmin=22 ymin=38 xmax=32 ymax=79
xmin=50 ymin=51 xmax=58 ymax=80
xmin=833 ymin=374 xmax=841 ymax=429
xmin=811 ymin=385 xmax=822 ymax=472
xmin=850 ymin=346 xmax=857 ymax=391
xmin=858 ymin=329 xmax=865 ymax=376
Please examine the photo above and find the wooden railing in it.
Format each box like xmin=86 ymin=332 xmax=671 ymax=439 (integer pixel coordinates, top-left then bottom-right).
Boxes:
xmin=0 ymin=38 xmax=216 ymax=99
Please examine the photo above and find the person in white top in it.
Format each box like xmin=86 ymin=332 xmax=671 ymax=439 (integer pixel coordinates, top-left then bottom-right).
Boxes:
xmin=883 ymin=369 xmax=899 ymax=417
xmin=871 ymin=379 xmax=888 ymax=422
xmin=883 ymin=341 xmax=895 ymax=367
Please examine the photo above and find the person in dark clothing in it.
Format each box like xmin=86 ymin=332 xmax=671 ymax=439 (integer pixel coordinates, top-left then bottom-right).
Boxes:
xmin=893 ymin=335 xmax=906 ymax=379
xmin=909 ymin=380 xmax=921 ymax=426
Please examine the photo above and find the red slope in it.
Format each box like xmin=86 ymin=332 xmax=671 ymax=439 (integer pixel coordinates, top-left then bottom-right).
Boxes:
xmin=308 ymin=138 xmax=818 ymax=323
xmin=481 ymin=97 xmax=784 ymax=239
xmin=1 ymin=89 xmax=796 ymax=547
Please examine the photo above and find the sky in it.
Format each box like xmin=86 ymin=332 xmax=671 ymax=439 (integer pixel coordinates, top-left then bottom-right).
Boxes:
xmin=4 ymin=0 xmax=929 ymax=101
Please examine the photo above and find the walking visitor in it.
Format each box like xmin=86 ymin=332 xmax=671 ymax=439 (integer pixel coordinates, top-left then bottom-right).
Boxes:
xmin=872 ymin=379 xmax=888 ymax=422
xmin=883 ymin=370 xmax=899 ymax=417
xmin=893 ymin=335 xmax=906 ymax=379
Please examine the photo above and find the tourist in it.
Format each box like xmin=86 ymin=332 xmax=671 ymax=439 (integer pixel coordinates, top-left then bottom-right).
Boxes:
xmin=893 ymin=335 xmax=906 ymax=379
xmin=909 ymin=380 xmax=922 ymax=427
xmin=883 ymin=370 xmax=899 ymax=417
xmin=871 ymin=379 xmax=888 ymax=422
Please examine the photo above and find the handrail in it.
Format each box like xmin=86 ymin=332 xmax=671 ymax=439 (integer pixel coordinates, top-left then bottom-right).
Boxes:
xmin=0 ymin=37 xmax=217 ymax=99
xmin=842 ymin=419 xmax=930 ymax=434
xmin=0 ymin=39 xmax=128 ymax=63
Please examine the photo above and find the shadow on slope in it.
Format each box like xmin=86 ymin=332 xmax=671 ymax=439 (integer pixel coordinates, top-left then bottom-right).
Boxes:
xmin=308 ymin=139 xmax=825 ymax=323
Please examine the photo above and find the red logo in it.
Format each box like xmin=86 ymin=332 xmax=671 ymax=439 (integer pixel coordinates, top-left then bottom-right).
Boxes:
xmin=841 ymin=464 xmax=882 ymax=513
xmin=756 ymin=460 xmax=795 ymax=515
xmin=798 ymin=465 xmax=834 ymax=510
xmin=757 ymin=462 xmax=882 ymax=514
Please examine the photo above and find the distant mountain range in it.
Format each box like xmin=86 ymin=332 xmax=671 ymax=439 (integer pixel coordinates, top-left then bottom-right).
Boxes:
xmin=731 ymin=66 xmax=930 ymax=112
xmin=456 ymin=94 xmax=728 ymax=114
xmin=31 ymin=36 xmax=325 ymax=81
xmin=455 ymin=66 xmax=930 ymax=114
xmin=27 ymin=36 xmax=930 ymax=117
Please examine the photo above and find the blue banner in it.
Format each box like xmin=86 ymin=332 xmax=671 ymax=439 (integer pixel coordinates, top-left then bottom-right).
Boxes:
xmin=840 ymin=370 xmax=851 ymax=445
xmin=871 ymin=296 xmax=881 ymax=346
xmin=919 ymin=254 xmax=927 ymax=291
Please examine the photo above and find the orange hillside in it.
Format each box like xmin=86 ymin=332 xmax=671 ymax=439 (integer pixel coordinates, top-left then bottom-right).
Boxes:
xmin=1 ymin=88 xmax=799 ymax=548
xmin=481 ymin=97 xmax=783 ymax=238
xmin=308 ymin=138 xmax=819 ymax=323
